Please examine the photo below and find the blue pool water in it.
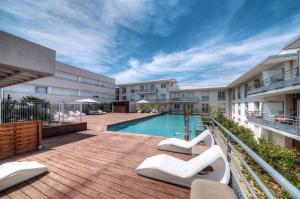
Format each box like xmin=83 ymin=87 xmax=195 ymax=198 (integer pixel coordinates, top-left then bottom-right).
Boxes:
xmin=108 ymin=114 xmax=204 ymax=139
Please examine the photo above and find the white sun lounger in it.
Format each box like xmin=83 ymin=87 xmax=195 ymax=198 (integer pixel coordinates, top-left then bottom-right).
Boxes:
xmin=0 ymin=161 xmax=48 ymax=191
xmin=136 ymin=145 xmax=230 ymax=187
xmin=157 ymin=129 xmax=214 ymax=154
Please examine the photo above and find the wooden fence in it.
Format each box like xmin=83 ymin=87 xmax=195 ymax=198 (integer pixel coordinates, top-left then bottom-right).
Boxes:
xmin=0 ymin=121 xmax=42 ymax=160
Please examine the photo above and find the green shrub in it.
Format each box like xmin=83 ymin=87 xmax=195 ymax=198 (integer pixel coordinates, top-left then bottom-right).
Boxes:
xmin=214 ymin=113 xmax=300 ymax=190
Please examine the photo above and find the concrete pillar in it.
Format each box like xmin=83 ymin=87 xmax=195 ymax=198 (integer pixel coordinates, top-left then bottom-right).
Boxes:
xmin=0 ymin=88 xmax=3 ymax=99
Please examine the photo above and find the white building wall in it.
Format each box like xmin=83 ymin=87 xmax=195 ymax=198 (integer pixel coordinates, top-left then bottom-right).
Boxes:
xmin=3 ymin=62 xmax=116 ymax=103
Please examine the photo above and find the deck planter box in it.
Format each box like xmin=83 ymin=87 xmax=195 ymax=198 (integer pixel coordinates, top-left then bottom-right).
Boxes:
xmin=42 ymin=122 xmax=87 ymax=138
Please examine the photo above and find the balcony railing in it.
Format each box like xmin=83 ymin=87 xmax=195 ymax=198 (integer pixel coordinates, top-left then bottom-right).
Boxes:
xmin=246 ymin=111 xmax=300 ymax=136
xmin=139 ymin=99 xmax=168 ymax=103
xmin=248 ymin=67 xmax=300 ymax=96
xmin=205 ymin=117 xmax=300 ymax=198
xmin=138 ymin=88 xmax=157 ymax=93
xmin=169 ymin=97 xmax=198 ymax=102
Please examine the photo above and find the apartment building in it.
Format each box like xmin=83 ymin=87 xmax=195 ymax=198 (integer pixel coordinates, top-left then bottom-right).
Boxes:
xmin=4 ymin=61 xmax=115 ymax=103
xmin=117 ymin=80 xmax=229 ymax=116
xmin=1 ymin=32 xmax=115 ymax=104
xmin=169 ymin=86 xmax=229 ymax=117
xmin=228 ymin=36 xmax=300 ymax=151
xmin=117 ymin=79 xmax=178 ymax=102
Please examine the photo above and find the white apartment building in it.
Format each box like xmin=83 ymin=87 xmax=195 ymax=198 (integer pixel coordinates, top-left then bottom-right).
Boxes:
xmin=169 ymin=86 xmax=229 ymax=117
xmin=228 ymin=36 xmax=300 ymax=152
xmin=117 ymin=80 xmax=230 ymax=116
xmin=118 ymin=79 xmax=178 ymax=102
xmin=1 ymin=32 xmax=115 ymax=104
xmin=4 ymin=61 xmax=115 ymax=103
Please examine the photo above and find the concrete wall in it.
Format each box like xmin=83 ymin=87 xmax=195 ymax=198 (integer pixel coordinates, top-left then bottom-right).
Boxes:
xmin=0 ymin=31 xmax=55 ymax=76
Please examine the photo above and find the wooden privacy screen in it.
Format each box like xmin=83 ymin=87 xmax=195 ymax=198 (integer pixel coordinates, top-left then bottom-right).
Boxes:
xmin=0 ymin=121 xmax=42 ymax=160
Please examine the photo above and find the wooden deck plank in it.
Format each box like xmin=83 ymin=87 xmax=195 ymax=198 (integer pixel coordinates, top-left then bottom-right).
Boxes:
xmin=34 ymin=153 xmax=181 ymax=199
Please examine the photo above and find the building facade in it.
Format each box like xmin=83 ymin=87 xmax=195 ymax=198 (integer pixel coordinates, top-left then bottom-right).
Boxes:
xmin=117 ymin=80 xmax=229 ymax=116
xmin=3 ymin=61 xmax=115 ymax=103
xmin=228 ymin=37 xmax=300 ymax=151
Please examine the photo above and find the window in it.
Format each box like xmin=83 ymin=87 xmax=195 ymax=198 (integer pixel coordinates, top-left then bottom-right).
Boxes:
xmin=202 ymin=91 xmax=209 ymax=101
xmin=150 ymin=84 xmax=155 ymax=91
xmin=140 ymin=85 xmax=145 ymax=91
xmin=232 ymin=89 xmax=235 ymax=100
xmin=53 ymin=87 xmax=78 ymax=96
xmin=35 ymin=86 xmax=48 ymax=94
xmin=122 ymin=87 xmax=126 ymax=94
xmin=161 ymin=83 xmax=166 ymax=89
xmin=254 ymin=79 xmax=261 ymax=88
xmin=202 ymin=104 xmax=209 ymax=113
xmin=55 ymin=71 xmax=78 ymax=82
xmin=244 ymin=84 xmax=248 ymax=98
xmin=130 ymin=95 xmax=135 ymax=102
xmin=245 ymin=102 xmax=248 ymax=115
xmin=80 ymin=76 xmax=98 ymax=85
xmin=232 ymin=103 xmax=235 ymax=114
xmin=122 ymin=96 xmax=126 ymax=100
xmin=160 ymin=94 xmax=166 ymax=99
xmin=218 ymin=103 xmax=226 ymax=113
xmin=130 ymin=89 xmax=135 ymax=94
xmin=218 ymin=91 xmax=225 ymax=100
xmin=174 ymin=104 xmax=180 ymax=109
xmin=238 ymin=87 xmax=241 ymax=99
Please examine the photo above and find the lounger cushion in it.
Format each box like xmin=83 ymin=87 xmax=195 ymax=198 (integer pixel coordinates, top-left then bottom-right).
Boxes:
xmin=0 ymin=161 xmax=47 ymax=191
xmin=190 ymin=179 xmax=237 ymax=199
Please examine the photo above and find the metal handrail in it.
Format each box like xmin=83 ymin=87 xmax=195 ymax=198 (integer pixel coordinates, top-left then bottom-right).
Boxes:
xmin=207 ymin=117 xmax=300 ymax=199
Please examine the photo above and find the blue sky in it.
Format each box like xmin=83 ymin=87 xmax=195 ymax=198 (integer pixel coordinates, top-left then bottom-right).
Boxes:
xmin=1 ymin=0 xmax=300 ymax=85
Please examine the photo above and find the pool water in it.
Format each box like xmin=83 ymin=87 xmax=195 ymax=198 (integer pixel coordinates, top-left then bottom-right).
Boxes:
xmin=108 ymin=114 xmax=204 ymax=139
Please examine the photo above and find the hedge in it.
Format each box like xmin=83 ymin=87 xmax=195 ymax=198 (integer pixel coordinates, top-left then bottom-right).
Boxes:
xmin=214 ymin=113 xmax=300 ymax=191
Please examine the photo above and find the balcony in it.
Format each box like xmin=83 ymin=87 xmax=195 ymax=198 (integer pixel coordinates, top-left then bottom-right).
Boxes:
xmin=169 ymin=97 xmax=198 ymax=103
xmin=248 ymin=67 xmax=300 ymax=96
xmin=137 ymin=98 xmax=168 ymax=103
xmin=138 ymin=88 xmax=157 ymax=93
xmin=246 ymin=111 xmax=300 ymax=139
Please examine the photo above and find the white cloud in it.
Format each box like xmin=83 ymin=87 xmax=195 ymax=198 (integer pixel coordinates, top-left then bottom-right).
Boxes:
xmin=0 ymin=0 xmax=186 ymax=73
xmin=114 ymin=23 xmax=300 ymax=85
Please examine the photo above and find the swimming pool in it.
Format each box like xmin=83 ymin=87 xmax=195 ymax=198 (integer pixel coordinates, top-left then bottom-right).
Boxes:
xmin=107 ymin=114 xmax=204 ymax=139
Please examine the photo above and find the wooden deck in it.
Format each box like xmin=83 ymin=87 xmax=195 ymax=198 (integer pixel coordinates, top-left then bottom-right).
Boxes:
xmin=0 ymin=130 xmax=190 ymax=199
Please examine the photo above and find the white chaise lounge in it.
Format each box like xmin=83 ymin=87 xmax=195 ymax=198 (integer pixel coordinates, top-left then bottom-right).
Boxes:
xmin=157 ymin=129 xmax=214 ymax=154
xmin=136 ymin=145 xmax=230 ymax=188
xmin=0 ymin=161 xmax=48 ymax=191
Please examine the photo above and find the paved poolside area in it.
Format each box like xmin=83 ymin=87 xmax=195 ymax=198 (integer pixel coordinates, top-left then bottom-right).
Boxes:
xmin=0 ymin=113 xmax=190 ymax=199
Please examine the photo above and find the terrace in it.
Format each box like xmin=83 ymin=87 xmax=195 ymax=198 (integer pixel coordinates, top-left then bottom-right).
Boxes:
xmin=246 ymin=111 xmax=300 ymax=140
xmin=1 ymin=113 xmax=299 ymax=198
xmin=0 ymin=130 xmax=190 ymax=199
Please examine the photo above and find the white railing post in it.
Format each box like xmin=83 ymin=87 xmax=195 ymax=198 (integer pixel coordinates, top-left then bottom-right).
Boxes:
xmin=58 ymin=103 xmax=61 ymax=125
xmin=80 ymin=103 xmax=83 ymax=123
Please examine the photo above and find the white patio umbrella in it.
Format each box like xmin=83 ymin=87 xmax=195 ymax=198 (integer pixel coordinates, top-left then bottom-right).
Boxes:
xmin=136 ymin=99 xmax=150 ymax=104
xmin=76 ymin=98 xmax=100 ymax=103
